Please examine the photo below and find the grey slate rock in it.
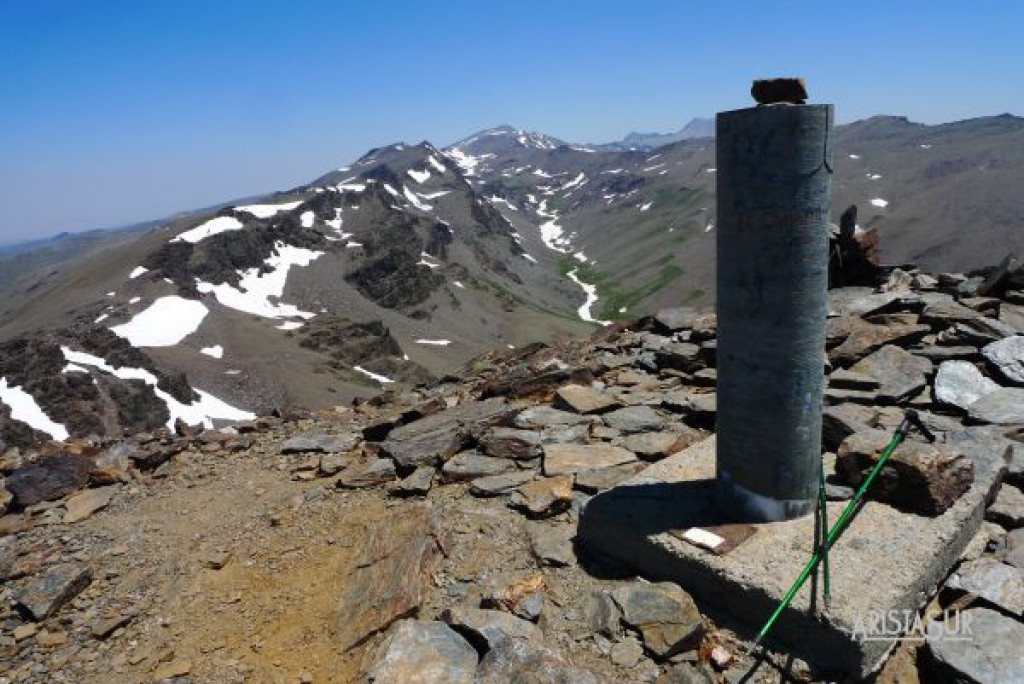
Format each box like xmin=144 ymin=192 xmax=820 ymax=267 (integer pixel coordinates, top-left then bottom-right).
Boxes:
xmin=574 ymin=462 xmax=648 ymax=494
xmin=822 ymin=403 xmax=878 ymax=451
xmin=945 ymin=558 xmax=1024 ymax=614
xmin=934 ymin=361 xmax=1001 ymax=411
xmin=514 ymin=406 xmax=593 ymax=428
xmin=926 ymin=608 xmax=1024 ymax=684
xmin=602 ymin=405 xmax=664 ymax=433
xmin=986 ymin=484 xmax=1024 ymax=529
xmin=479 ymin=427 xmax=542 ymax=461
xmin=587 ymin=591 xmax=623 ymax=637
xmin=609 ymin=581 xmax=703 ymax=659
xmin=911 ymin=345 xmax=981 ymax=362
xmin=540 ymin=424 xmax=591 ymax=444
xmin=380 ymin=398 xmax=508 ymax=469
xmin=982 ymin=336 xmax=1024 ymax=385
xmin=442 ymin=607 xmax=540 ymax=651
xmin=475 ymin=637 xmax=607 ymax=684
xmin=360 ymin=620 xmax=478 ymax=684
xmin=554 ymin=384 xmax=621 ymax=414
xmin=850 ymin=345 xmax=933 ymax=404
xmin=440 ymin=451 xmax=516 ymax=482
xmin=968 ymin=388 xmax=1024 ymax=424
xmin=469 ymin=471 xmax=534 ymax=498
xmin=828 ymin=369 xmax=881 ymax=390
xmin=527 ymin=522 xmax=575 ymax=567
xmin=336 ymin=458 xmax=396 ymax=488
xmin=13 ymin=562 xmax=92 ymax=620
xmin=389 ymin=466 xmax=434 ymax=497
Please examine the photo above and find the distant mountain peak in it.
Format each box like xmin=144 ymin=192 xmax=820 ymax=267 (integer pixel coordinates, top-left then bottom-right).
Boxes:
xmin=603 ymin=117 xmax=715 ymax=151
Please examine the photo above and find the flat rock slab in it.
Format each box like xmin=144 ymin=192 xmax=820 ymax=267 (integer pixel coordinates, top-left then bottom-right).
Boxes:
xmin=62 ymin=485 xmax=118 ymax=523
xmin=555 ymin=384 xmax=621 ymax=414
xmin=543 ymin=443 xmax=637 ymax=476
xmin=968 ymin=387 xmax=1024 ymax=424
xmin=578 ymin=435 xmax=1005 ymax=678
xmin=13 ymin=562 xmax=92 ymax=620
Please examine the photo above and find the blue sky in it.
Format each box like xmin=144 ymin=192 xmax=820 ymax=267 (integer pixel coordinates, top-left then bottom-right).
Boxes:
xmin=2 ymin=0 xmax=1022 ymax=243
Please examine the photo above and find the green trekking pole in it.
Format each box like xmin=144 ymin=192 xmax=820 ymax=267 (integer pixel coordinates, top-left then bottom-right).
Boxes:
xmin=817 ymin=456 xmax=831 ymax=609
xmin=746 ymin=409 xmax=935 ymax=655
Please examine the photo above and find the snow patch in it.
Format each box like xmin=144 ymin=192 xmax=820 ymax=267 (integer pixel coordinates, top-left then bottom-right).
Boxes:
xmin=110 ymin=296 xmax=208 ymax=347
xmin=870 ymin=198 xmax=889 ymax=208
xmin=427 ymin=155 xmax=447 ymax=173
xmin=566 ymin=270 xmax=609 ymax=326
xmin=414 ymin=339 xmax=451 ymax=346
xmin=197 ymin=243 xmax=323 ymax=319
xmin=403 ymin=186 xmax=432 ymax=211
xmin=277 ymin=321 xmax=303 ymax=331
xmin=418 ymin=252 xmax=441 ymax=269
xmin=300 ymin=211 xmax=315 ymax=228
xmin=640 ymin=202 xmax=653 ymax=212
xmin=353 ymin=366 xmax=394 ymax=384
xmin=488 ymin=196 xmax=518 ymax=211
xmin=173 ymin=216 xmax=245 ymax=244
xmin=235 ymin=200 xmax=303 ymax=218
xmin=0 ymin=377 xmax=69 ymax=440
xmin=201 ymin=345 xmax=224 ymax=359
xmin=407 ymin=168 xmax=430 ymax=184
xmin=129 ymin=266 xmax=149 ymax=279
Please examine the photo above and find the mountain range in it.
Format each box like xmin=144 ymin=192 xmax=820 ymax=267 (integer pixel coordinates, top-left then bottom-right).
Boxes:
xmin=2 ymin=113 xmax=1024 ymax=447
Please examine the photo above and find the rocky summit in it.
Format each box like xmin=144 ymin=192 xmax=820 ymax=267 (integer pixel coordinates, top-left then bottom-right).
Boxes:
xmin=1 ymin=254 xmax=1023 ymax=683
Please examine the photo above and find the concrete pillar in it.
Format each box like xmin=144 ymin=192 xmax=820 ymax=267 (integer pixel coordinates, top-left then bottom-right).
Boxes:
xmin=715 ymin=101 xmax=833 ymax=522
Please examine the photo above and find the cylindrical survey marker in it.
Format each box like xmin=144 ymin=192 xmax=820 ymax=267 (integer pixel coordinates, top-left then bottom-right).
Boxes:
xmin=715 ymin=102 xmax=833 ymax=522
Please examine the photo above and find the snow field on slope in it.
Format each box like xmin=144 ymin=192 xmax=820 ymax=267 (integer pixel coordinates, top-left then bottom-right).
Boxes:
xmin=0 ymin=378 xmax=69 ymax=440
xmin=61 ymin=348 xmax=253 ymax=429
xmin=111 ymin=296 xmax=209 ymax=347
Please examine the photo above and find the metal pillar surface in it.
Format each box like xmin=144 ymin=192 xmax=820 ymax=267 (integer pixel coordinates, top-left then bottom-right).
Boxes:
xmin=715 ymin=103 xmax=833 ymax=522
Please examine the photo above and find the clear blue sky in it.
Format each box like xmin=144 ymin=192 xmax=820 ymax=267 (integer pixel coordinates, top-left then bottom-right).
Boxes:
xmin=2 ymin=0 xmax=1022 ymax=243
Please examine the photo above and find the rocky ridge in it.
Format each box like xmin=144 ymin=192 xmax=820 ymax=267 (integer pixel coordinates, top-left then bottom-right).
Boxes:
xmin=1 ymin=257 xmax=1024 ymax=683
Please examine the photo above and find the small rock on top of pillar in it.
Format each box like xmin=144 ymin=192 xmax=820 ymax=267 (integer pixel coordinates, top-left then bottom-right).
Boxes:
xmin=751 ymin=78 xmax=808 ymax=105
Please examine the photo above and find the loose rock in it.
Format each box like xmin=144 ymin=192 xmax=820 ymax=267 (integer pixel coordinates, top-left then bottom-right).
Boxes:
xmin=442 ymin=607 xmax=540 ymax=651
xmin=62 ymin=484 xmax=117 ymax=523
xmin=13 ymin=562 xmax=92 ymax=620
xmin=982 ymin=336 xmax=1024 ymax=385
xmin=934 ymin=361 xmax=1001 ymax=411
xmin=926 ymin=608 xmax=1024 ymax=684
xmin=609 ymin=581 xmax=703 ymax=659
xmin=360 ymin=620 xmax=478 ymax=684
xmin=509 ymin=475 xmax=574 ymax=518
xmin=837 ymin=429 xmax=974 ymax=515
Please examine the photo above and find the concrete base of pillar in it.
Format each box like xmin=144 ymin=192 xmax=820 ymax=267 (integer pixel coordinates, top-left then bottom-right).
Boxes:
xmin=577 ymin=436 xmax=1006 ymax=679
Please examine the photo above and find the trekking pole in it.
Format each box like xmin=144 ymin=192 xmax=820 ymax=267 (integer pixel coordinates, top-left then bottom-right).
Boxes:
xmin=746 ymin=409 xmax=935 ymax=655
xmin=817 ymin=456 xmax=831 ymax=609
